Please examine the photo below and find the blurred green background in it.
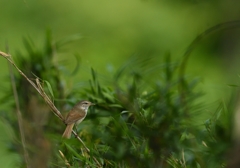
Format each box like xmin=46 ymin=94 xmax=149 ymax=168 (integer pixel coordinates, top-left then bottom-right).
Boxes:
xmin=1 ymin=0 xmax=240 ymax=167
xmin=1 ymin=0 xmax=240 ymax=101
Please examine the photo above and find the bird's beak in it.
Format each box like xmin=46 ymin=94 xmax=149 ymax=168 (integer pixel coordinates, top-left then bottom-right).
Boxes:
xmin=91 ymin=103 xmax=96 ymax=106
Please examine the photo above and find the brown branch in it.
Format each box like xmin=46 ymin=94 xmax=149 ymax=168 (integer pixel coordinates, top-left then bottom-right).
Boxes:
xmin=0 ymin=51 xmax=102 ymax=167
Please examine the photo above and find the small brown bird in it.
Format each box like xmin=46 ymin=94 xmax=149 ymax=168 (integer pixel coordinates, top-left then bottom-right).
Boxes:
xmin=62 ymin=100 xmax=95 ymax=139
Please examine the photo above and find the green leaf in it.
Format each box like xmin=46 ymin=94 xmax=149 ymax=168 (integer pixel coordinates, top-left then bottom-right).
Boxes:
xmin=64 ymin=143 xmax=82 ymax=159
xmin=70 ymin=53 xmax=81 ymax=76
xmin=227 ymin=84 xmax=239 ymax=87
xmin=91 ymin=67 xmax=96 ymax=83
xmin=55 ymin=34 xmax=82 ymax=49
xmin=65 ymin=142 xmax=96 ymax=166
xmin=44 ymin=80 xmax=54 ymax=99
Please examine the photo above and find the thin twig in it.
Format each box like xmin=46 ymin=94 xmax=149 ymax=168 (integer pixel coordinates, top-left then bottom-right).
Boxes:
xmin=59 ymin=150 xmax=71 ymax=167
xmin=6 ymin=47 xmax=30 ymax=168
xmin=0 ymin=51 xmax=102 ymax=167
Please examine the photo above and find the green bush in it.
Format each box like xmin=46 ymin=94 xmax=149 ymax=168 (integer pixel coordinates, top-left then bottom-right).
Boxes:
xmin=1 ymin=31 xmax=233 ymax=168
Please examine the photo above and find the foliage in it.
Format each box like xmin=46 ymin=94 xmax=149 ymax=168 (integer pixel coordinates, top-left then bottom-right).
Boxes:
xmin=1 ymin=32 xmax=234 ymax=168
xmin=60 ymin=53 xmax=232 ymax=167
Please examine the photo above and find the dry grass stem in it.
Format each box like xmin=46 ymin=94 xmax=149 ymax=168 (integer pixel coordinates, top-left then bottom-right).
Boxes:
xmin=6 ymin=47 xmax=30 ymax=168
xmin=182 ymin=149 xmax=186 ymax=168
xmin=0 ymin=51 xmax=11 ymax=57
xmin=59 ymin=150 xmax=71 ymax=167
xmin=35 ymin=78 xmax=64 ymax=120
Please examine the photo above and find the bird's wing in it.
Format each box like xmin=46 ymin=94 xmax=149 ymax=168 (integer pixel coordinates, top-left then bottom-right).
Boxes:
xmin=64 ymin=111 xmax=86 ymax=125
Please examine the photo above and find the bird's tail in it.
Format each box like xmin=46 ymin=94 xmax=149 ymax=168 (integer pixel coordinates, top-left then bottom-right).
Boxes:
xmin=62 ymin=124 xmax=74 ymax=139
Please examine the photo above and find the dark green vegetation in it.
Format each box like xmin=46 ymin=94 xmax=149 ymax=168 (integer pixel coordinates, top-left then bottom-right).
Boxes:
xmin=0 ymin=30 xmax=236 ymax=167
